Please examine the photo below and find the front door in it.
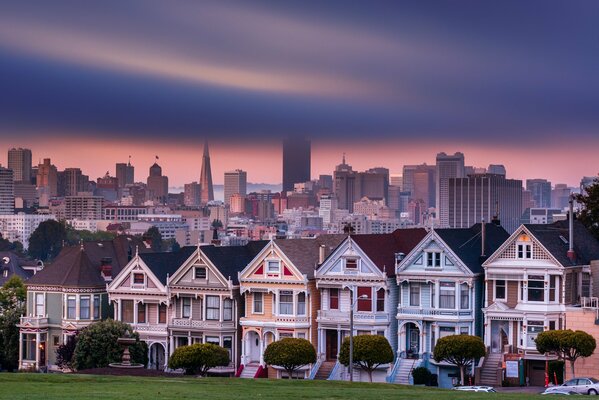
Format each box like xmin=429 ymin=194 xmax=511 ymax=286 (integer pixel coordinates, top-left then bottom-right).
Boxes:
xmin=491 ymin=320 xmax=509 ymax=353
xmin=326 ymin=330 xmax=338 ymax=360
xmin=39 ymin=342 xmax=46 ymax=367
xmin=247 ymin=331 xmax=261 ymax=363
xmin=409 ymin=327 xmax=419 ymax=355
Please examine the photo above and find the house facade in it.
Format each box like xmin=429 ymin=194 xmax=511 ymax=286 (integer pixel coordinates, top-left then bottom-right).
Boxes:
xmin=393 ymin=223 xmax=509 ymax=387
xmin=238 ymin=236 xmax=344 ymax=379
xmin=481 ymin=220 xmax=599 ymax=386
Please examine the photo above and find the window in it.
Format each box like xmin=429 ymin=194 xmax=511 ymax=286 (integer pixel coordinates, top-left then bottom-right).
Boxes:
xmin=159 ymin=303 xmax=167 ymax=324
xmin=439 ymin=326 xmax=455 ymax=338
xmin=22 ymin=333 xmax=36 ymax=361
xmin=80 ymin=296 xmax=90 ymax=320
xmin=35 ymin=293 xmax=45 ymax=317
xmin=329 ymin=288 xmax=339 ymax=310
xmin=460 ymin=284 xmax=469 ymax=309
xmin=133 ymin=273 xmax=145 ymax=285
xmin=279 ymin=332 xmax=293 ymax=339
xmin=409 ymin=284 xmax=420 ymax=307
xmin=67 ymin=295 xmax=76 ymax=319
xmin=206 ymin=296 xmax=220 ymax=320
xmin=297 ymin=332 xmax=306 ymax=339
xmin=527 ymin=276 xmax=545 ymax=302
xmin=122 ymin=300 xmax=134 ymax=323
xmin=460 ymin=326 xmax=469 ymax=335
xmin=223 ymin=298 xmax=233 ymax=321
xmin=253 ymin=292 xmax=263 ymax=313
xmin=93 ymin=295 xmax=101 ymax=319
xmin=517 ymin=244 xmax=532 ymax=259
xmin=439 ymin=282 xmax=456 ymax=309
xmin=279 ymin=291 xmax=293 ymax=315
xmin=194 ymin=267 xmax=207 ymax=279
xmin=376 ymin=288 xmax=385 ymax=312
xmin=206 ymin=336 xmax=220 ymax=345
xmin=527 ymin=321 xmax=544 ymax=347
xmin=549 ymin=321 xmax=556 ymax=331
xmin=53 ymin=335 xmax=60 ymax=346
xmin=223 ymin=336 xmax=233 ymax=360
xmin=182 ymin=297 xmax=191 ymax=318
xmin=345 ymin=258 xmax=358 ymax=270
xmin=297 ymin=292 xmax=306 ymax=315
xmin=430 ymin=283 xmax=435 ymax=308
xmin=137 ymin=303 xmax=146 ymax=323
xmin=357 ymin=287 xmax=372 ymax=312
xmin=495 ymin=280 xmax=506 ymax=300
xmin=549 ymin=275 xmax=557 ymax=302
xmin=267 ymin=260 xmax=280 ymax=273
xmin=426 ymin=252 xmax=441 ymax=267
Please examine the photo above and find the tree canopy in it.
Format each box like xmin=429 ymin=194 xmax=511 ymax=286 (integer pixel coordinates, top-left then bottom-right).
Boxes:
xmin=72 ymin=319 xmax=147 ymax=370
xmin=168 ymin=343 xmax=229 ymax=376
xmin=28 ymin=220 xmax=67 ymax=261
xmin=338 ymin=335 xmax=394 ymax=382
xmin=0 ymin=276 xmax=26 ymax=371
xmin=536 ymin=329 xmax=596 ymax=377
xmin=575 ymin=177 xmax=599 ymax=240
xmin=263 ymin=338 xmax=316 ymax=379
xmin=433 ymin=334 xmax=486 ymax=385
xmin=144 ymin=226 xmax=163 ymax=251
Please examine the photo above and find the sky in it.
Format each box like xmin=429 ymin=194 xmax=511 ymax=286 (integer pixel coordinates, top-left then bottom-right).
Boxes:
xmin=0 ymin=1 xmax=598 ymax=186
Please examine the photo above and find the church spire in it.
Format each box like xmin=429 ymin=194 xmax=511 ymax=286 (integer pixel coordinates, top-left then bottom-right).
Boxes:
xmin=200 ymin=140 xmax=214 ymax=204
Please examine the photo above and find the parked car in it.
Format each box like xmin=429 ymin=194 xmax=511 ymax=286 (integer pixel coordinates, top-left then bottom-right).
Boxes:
xmin=452 ymin=386 xmax=497 ymax=393
xmin=559 ymin=378 xmax=599 ymax=395
xmin=542 ymin=387 xmax=581 ymax=395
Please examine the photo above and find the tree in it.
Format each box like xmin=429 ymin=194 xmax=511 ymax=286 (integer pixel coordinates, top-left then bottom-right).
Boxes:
xmin=536 ymin=329 xmax=596 ymax=378
xmin=72 ymin=319 xmax=147 ymax=370
xmin=0 ymin=233 xmax=24 ymax=255
xmin=144 ymin=226 xmax=163 ymax=252
xmin=433 ymin=334 xmax=486 ymax=386
xmin=66 ymin=228 xmax=116 ymax=245
xmin=263 ymin=338 xmax=316 ymax=379
xmin=338 ymin=335 xmax=394 ymax=382
xmin=28 ymin=220 xmax=67 ymax=261
xmin=168 ymin=343 xmax=229 ymax=376
xmin=575 ymin=177 xmax=599 ymax=240
xmin=0 ymin=276 xmax=26 ymax=371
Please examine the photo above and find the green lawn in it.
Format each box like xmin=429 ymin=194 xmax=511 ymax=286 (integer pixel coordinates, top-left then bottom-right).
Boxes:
xmin=0 ymin=373 xmax=543 ymax=400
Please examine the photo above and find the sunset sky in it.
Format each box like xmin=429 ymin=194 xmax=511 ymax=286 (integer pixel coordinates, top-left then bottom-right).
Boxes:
xmin=0 ymin=1 xmax=598 ymax=187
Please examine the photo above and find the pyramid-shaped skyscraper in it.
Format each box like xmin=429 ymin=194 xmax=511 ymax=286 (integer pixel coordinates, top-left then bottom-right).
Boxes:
xmin=200 ymin=140 xmax=214 ymax=204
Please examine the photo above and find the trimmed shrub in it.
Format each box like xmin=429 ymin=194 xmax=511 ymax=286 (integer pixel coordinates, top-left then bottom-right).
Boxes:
xmin=168 ymin=343 xmax=229 ymax=376
xmin=263 ymin=338 xmax=316 ymax=379
xmin=339 ymin=335 xmax=394 ymax=382
xmin=412 ymin=366 xmax=432 ymax=385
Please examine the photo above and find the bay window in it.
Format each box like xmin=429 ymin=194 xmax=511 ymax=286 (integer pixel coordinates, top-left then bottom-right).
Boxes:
xmin=80 ymin=296 xmax=91 ymax=320
xmin=460 ymin=283 xmax=469 ymax=309
xmin=206 ymin=296 xmax=220 ymax=320
xmin=329 ymin=288 xmax=339 ymax=310
xmin=297 ymin=292 xmax=306 ymax=315
xmin=409 ymin=284 xmax=420 ymax=307
xmin=253 ymin=292 xmax=263 ymax=313
xmin=35 ymin=293 xmax=45 ymax=317
xmin=357 ymin=287 xmax=371 ymax=312
xmin=527 ymin=276 xmax=545 ymax=302
xmin=122 ymin=300 xmax=134 ymax=323
xmin=223 ymin=298 xmax=233 ymax=321
xmin=439 ymin=282 xmax=455 ymax=309
xmin=67 ymin=295 xmax=76 ymax=319
xmin=279 ymin=291 xmax=293 ymax=315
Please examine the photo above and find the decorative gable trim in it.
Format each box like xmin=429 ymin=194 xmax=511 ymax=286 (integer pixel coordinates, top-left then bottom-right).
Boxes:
xmin=169 ymin=247 xmax=231 ymax=289
xmin=108 ymin=254 xmax=166 ymax=293
xmin=238 ymin=240 xmax=306 ymax=283
xmin=315 ymin=236 xmax=385 ymax=280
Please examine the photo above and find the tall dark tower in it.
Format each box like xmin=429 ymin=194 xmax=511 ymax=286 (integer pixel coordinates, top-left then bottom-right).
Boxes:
xmin=200 ymin=141 xmax=214 ymax=204
xmin=282 ymin=137 xmax=311 ymax=192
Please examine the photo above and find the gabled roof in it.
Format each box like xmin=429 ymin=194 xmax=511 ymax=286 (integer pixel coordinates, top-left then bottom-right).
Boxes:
xmin=0 ymin=251 xmax=38 ymax=285
xmin=273 ymin=235 xmax=346 ymax=278
xmin=350 ymin=228 xmax=428 ymax=276
xmin=83 ymin=235 xmax=152 ymax=277
xmin=26 ymin=246 xmax=105 ymax=288
xmin=524 ymin=220 xmax=599 ymax=267
xmin=435 ymin=223 xmax=509 ymax=274
xmin=200 ymin=240 xmax=268 ymax=284
xmin=139 ymin=246 xmax=197 ymax=285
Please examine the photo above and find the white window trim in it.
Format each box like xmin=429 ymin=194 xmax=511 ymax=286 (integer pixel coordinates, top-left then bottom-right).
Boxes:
xmin=266 ymin=259 xmax=281 ymax=274
xmin=252 ymin=292 xmax=264 ymax=314
xmin=425 ymin=251 xmax=442 ymax=268
xmin=194 ymin=266 xmax=208 ymax=280
xmin=494 ymin=279 xmax=507 ymax=301
xmin=131 ymin=272 xmax=146 ymax=288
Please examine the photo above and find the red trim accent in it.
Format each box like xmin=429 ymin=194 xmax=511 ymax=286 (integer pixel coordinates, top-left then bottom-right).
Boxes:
xmin=255 ymin=365 xmax=268 ymax=378
xmin=235 ymin=364 xmax=244 ymax=378
xmin=283 ymin=266 xmax=293 ymax=276
xmin=255 ymin=265 xmax=264 ymax=275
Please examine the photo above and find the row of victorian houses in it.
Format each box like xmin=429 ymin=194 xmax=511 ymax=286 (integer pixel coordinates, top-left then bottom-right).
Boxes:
xmin=16 ymin=218 xmax=599 ymax=387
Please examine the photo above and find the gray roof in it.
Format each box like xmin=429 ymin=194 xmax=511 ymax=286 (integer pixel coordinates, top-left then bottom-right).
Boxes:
xmin=200 ymin=241 xmax=268 ymax=285
xmin=139 ymin=246 xmax=197 ymax=285
xmin=525 ymin=220 xmax=599 ymax=267
xmin=274 ymin=235 xmax=346 ymax=278
xmin=0 ymin=251 xmax=40 ymax=285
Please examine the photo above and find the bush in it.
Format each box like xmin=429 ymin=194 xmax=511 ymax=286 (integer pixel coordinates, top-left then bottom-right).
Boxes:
xmin=548 ymin=360 xmax=565 ymax=385
xmin=56 ymin=336 xmax=77 ymax=370
xmin=168 ymin=343 xmax=229 ymax=376
xmin=263 ymin=338 xmax=316 ymax=379
xmin=536 ymin=329 xmax=596 ymax=377
xmin=412 ymin=366 xmax=432 ymax=385
xmin=338 ymin=335 xmax=394 ymax=382
xmin=72 ymin=319 xmax=147 ymax=370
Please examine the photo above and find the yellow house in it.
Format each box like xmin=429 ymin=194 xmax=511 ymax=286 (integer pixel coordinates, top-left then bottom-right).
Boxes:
xmin=238 ymin=235 xmax=344 ymax=379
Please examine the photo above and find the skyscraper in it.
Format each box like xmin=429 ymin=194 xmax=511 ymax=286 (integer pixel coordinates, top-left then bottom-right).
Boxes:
xmin=8 ymin=148 xmax=32 ymax=183
xmin=436 ymin=152 xmax=465 ymax=227
xmin=147 ymin=160 xmax=168 ymax=204
xmin=199 ymin=141 xmax=214 ymax=204
xmin=448 ymin=173 xmax=522 ymax=233
xmin=224 ymin=169 xmax=247 ymax=205
xmin=184 ymin=182 xmax=201 ymax=207
xmin=116 ymin=159 xmax=134 ymax=188
xmin=0 ymin=166 xmax=15 ymax=214
xmin=63 ymin=168 xmax=89 ymax=197
xmin=333 ymin=155 xmax=356 ymax=212
xmin=526 ymin=179 xmax=552 ymax=208
xmin=282 ymin=137 xmax=310 ymax=192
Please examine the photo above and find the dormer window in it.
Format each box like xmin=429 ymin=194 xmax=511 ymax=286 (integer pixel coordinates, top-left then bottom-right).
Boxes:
xmin=345 ymin=258 xmax=358 ymax=270
xmin=195 ymin=267 xmax=207 ymax=280
xmin=267 ymin=260 xmax=280 ymax=274
xmin=133 ymin=273 xmax=145 ymax=285
xmin=426 ymin=252 xmax=441 ymax=268
xmin=517 ymin=234 xmax=532 ymax=259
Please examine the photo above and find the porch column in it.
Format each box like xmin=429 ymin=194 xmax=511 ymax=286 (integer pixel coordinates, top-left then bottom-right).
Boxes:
xmin=35 ymin=332 xmax=40 ymax=368
xmin=398 ymin=324 xmax=405 ymax=357
xmin=337 ymin=327 xmax=341 ymax=358
xmin=169 ymin=335 xmax=175 ymax=356
xmin=420 ymin=324 xmax=425 ymax=356
xmin=18 ymin=331 xmax=23 ymax=369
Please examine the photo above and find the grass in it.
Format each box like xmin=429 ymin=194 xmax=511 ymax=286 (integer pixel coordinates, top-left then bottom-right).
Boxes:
xmin=0 ymin=373 xmax=544 ymax=400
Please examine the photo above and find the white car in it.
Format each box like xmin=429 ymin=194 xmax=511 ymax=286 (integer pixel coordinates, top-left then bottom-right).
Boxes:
xmin=559 ymin=378 xmax=599 ymax=395
xmin=452 ymin=386 xmax=497 ymax=393
xmin=542 ymin=387 xmax=581 ymax=395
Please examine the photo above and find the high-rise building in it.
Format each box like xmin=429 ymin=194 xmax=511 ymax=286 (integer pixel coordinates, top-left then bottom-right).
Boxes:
xmin=63 ymin=168 xmax=89 ymax=197
xmin=184 ymin=182 xmax=201 ymax=207
xmin=282 ymin=137 xmax=310 ymax=192
xmin=8 ymin=148 xmax=32 ymax=183
xmin=487 ymin=164 xmax=506 ymax=176
xmin=448 ymin=173 xmax=522 ymax=233
xmin=436 ymin=152 xmax=465 ymax=227
xmin=318 ymin=175 xmax=333 ymax=191
xmin=412 ymin=164 xmax=436 ymax=209
xmin=581 ymin=176 xmax=596 ymax=192
xmin=526 ymin=179 xmax=552 ymax=208
xmin=116 ymin=160 xmax=134 ymax=188
xmin=0 ymin=166 xmax=15 ymax=214
xmin=402 ymin=165 xmax=418 ymax=195
xmin=389 ymin=174 xmax=402 ymax=189
xmin=224 ymin=169 xmax=247 ymax=206
xmin=199 ymin=141 xmax=214 ymax=204
xmin=360 ymin=167 xmax=389 ymax=203
xmin=36 ymin=158 xmax=58 ymax=201
xmin=333 ymin=155 xmax=357 ymax=212
xmin=318 ymin=194 xmax=338 ymax=225
xmin=64 ymin=194 xmax=103 ymax=220
xmin=147 ymin=160 xmax=168 ymax=204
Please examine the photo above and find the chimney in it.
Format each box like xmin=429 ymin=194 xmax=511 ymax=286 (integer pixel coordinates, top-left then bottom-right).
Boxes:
xmin=319 ymin=245 xmax=326 ymax=265
xmin=567 ymin=196 xmax=576 ymax=263
xmin=100 ymin=257 xmax=113 ymax=282
xmin=395 ymin=252 xmax=405 ymax=267
xmin=481 ymin=220 xmax=486 ymax=257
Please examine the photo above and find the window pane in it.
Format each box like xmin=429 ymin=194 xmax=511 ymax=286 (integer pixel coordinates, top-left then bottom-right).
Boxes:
xmin=93 ymin=295 xmax=101 ymax=319
xmin=80 ymin=296 xmax=90 ymax=320
xmin=495 ymin=280 xmax=506 ymax=299
xmin=439 ymin=282 xmax=455 ymax=309
xmin=279 ymin=291 xmax=293 ymax=315
xmin=137 ymin=303 xmax=146 ymax=323
xmin=195 ymin=267 xmax=207 ymax=279
xmin=410 ymin=284 xmax=420 ymax=306
xmin=35 ymin=293 xmax=45 ymax=316
xmin=329 ymin=288 xmax=339 ymax=309
xmin=528 ymin=280 xmax=545 ymax=302
xmin=67 ymin=296 xmax=76 ymax=319
xmin=460 ymin=284 xmax=469 ymax=309
xmin=253 ymin=292 xmax=263 ymax=313
xmin=297 ymin=293 xmax=306 ymax=315
xmin=376 ymin=288 xmax=385 ymax=312
xmin=206 ymin=296 xmax=220 ymax=320
xmin=223 ymin=298 xmax=233 ymax=321
xmin=159 ymin=304 xmax=167 ymax=323
xmin=182 ymin=298 xmax=191 ymax=318
xmin=133 ymin=273 xmax=144 ymax=284
xmin=357 ymin=287 xmax=371 ymax=312
xmin=122 ymin=300 xmax=134 ymax=323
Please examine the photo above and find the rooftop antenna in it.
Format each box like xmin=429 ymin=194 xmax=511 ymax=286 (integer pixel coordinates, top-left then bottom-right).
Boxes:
xmin=342 ymin=152 xmax=346 ymax=164
xmin=128 ymin=155 xmax=131 ymax=166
